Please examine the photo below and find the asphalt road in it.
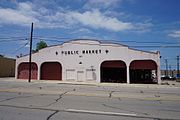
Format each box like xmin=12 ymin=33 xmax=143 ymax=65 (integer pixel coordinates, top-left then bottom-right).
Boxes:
xmin=0 ymin=78 xmax=180 ymax=120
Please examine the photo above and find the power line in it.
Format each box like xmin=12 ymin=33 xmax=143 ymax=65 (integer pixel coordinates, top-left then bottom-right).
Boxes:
xmin=33 ymin=36 xmax=70 ymax=39
xmin=0 ymin=38 xmax=29 ymax=43
xmin=0 ymin=36 xmax=180 ymax=48
xmin=1 ymin=36 xmax=180 ymax=56
xmin=130 ymin=45 xmax=180 ymax=48
xmin=34 ymin=38 xmax=180 ymax=48
xmin=0 ymin=36 xmax=28 ymax=39
xmin=100 ymin=39 xmax=178 ymax=44
xmin=33 ymin=39 xmax=65 ymax=43
xmin=11 ymin=41 xmax=29 ymax=54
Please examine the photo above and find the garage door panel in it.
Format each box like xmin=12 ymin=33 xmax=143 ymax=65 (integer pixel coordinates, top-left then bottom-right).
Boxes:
xmin=130 ymin=60 xmax=157 ymax=70
xmin=41 ymin=62 xmax=62 ymax=80
xmin=18 ymin=62 xmax=38 ymax=80
xmin=101 ymin=60 xmax=127 ymax=83
xmin=101 ymin=61 xmax=126 ymax=68
xmin=130 ymin=60 xmax=157 ymax=84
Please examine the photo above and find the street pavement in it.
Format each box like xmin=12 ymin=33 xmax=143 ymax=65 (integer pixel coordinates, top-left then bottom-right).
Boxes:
xmin=0 ymin=77 xmax=180 ymax=120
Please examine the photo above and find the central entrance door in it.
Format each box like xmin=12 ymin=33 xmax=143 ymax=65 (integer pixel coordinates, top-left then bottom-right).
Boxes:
xmin=101 ymin=60 xmax=127 ymax=83
xmin=77 ymin=71 xmax=84 ymax=82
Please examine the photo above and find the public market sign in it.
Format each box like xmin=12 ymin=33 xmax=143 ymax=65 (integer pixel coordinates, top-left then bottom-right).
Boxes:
xmin=61 ymin=49 xmax=109 ymax=56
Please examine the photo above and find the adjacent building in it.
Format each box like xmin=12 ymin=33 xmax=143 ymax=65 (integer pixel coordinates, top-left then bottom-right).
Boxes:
xmin=0 ymin=57 xmax=15 ymax=77
xmin=16 ymin=39 xmax=161 ymax=84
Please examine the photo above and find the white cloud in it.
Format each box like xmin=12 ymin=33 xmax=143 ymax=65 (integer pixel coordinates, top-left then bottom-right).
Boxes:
xmin=168 ymin=30 xmax=180 ymax=38
xmin=133 ymin=22 xmax=153 ymax=33
xmin=83 ymin=0 xmax=121 ymax=9
xmin=0 ymin=2 xmax=67 ymax=28
xmin=70 ymin=28 xmax=92 ymax=34
xmin=0 ymin=2 xmax=38 ymax=26
xmin=0 ymin=1 xmax=151 ymax=32
xmin=69 ymin=10 xmax=134 ymax=31
xmin=0 ymin=2 xmax=134 ymax=31
xmin=18 ymin=2 xmax=32 ymax=11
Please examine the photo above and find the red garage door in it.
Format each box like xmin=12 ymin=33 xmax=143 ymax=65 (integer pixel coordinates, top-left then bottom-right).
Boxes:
xmin=41 ymin=62 xmax=62 ymax=80
xmin=101 ymin=60 xmax=127 ymax=83
xmin=18 ymin=62 xmax=38 ymax=80
xmin=130 ymin=60 xmax=157 ymax=84
xmin=101 ymin=61 xmax=126 ymax=68
xmin=130 ymin=60 xmax=157 ymax=70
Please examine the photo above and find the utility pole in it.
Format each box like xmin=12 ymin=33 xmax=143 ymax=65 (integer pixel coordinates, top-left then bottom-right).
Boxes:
xmin=165 ymin=59 xmax=168 ymax=76
xmin=177 ymin=56 xmax=179 ymax=74
xmin=28 ymin=23 xmax=33 ymax=83
xmin=169 ymin=65 xmax=172 ymax=77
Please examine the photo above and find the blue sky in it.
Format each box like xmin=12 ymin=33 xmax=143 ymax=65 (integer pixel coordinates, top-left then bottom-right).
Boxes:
xmin=0 ymin=0 xmax=180 ymax=70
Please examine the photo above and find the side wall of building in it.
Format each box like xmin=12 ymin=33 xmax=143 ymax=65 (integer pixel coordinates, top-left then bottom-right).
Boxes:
xmin=0 ymin=57 xmax=15 ymax=77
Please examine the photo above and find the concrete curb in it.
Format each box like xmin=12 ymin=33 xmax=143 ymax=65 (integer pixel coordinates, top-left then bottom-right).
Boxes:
xmin=1 ymin=78 xmax=180 ymax=88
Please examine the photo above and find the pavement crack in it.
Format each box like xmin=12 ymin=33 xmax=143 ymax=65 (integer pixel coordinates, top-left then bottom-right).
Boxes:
xmin=32 ymin=91 xmax=71 ymax=107
xmin=154 ymin=94 xmax=160 ymax=97
xmin=0 ymin=104 xmax=60 ymax=119
xmin=118 ymin=97 xmax=122 ymax=101
xmin=0 ymin=95 xmax=35 ymax=102
xmin=46 ymin=110 xmax=59 ymax=120
xmin=49 ymin=91 xmax=69 ymax=105
xmin=109 ymin=91 xmax=114 ymax=98
xmin=0 ymin=104 xmax=56 ymax=112
xmin=140 ymin=90 xmax=144 ymax=93
xmin=55 ymin=91 xmax=68 ymax=102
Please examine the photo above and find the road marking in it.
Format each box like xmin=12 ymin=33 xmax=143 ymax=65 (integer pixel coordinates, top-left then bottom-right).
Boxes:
xmin=66 ymin=109 xmax=137 ymax=117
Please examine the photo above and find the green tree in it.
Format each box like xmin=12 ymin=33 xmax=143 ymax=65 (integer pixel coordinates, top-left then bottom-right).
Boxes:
xmin=36 ymin=40 xmax=47 ymax=51
xmin=0 ymin=54 xmax=4 ymax=57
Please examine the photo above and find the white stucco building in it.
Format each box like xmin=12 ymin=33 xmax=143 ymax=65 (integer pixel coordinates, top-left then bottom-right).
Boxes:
xmin=16 ymin=39 xmax=161 ymax=84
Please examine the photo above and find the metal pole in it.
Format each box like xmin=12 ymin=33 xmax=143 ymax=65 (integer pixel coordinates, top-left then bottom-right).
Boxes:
xmin=177 ymin=56 xmax=179 ymax=74
xmin=165 ymin=59 xmax=168 ymax=76
xmin=169 ymin=65 xmax=171 ymax=77
xmin=28 ymin=23 xmax=33 ymax=83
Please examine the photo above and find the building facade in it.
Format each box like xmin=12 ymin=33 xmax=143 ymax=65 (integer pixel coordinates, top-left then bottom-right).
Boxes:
xmin=0 ymin=57 xmax=15 ymax=77
xmin=16 ymin=39 xmax=161 ymax=84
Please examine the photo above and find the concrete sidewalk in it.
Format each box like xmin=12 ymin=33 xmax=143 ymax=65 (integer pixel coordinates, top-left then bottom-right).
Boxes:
xmin=1 ymin=77 xmax=180 ymax=88
xmin=0 ymin=77 xmax=180 ymax=101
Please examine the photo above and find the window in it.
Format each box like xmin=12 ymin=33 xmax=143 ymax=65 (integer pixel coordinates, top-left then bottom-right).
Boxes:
xmin=66 ymin=69 xmax=76 ymax=80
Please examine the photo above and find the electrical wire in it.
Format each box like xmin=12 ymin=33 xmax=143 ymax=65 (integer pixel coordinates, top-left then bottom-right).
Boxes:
xmin=0 ymin=36 xmax=180 ymax=48
xmin=0 ymin=36 xmax=28 ymax=39
xmin=130 ymin=45 xmax=180 ymax=48
xmin=11 ymin=41 xmax=30 ymax=54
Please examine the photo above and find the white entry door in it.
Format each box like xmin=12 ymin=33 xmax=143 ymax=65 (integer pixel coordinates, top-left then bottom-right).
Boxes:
xmin=77 ymin=71 xmax=84 ymax=81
